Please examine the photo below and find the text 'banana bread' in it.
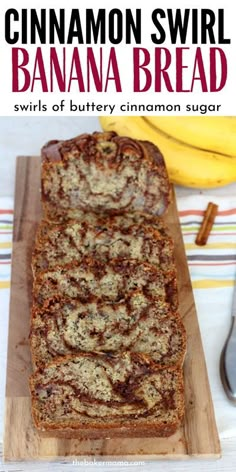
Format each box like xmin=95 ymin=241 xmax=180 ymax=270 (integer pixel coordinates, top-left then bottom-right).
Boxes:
xmin=41 ymin=131 xmax=171 ymax=216
xmin=30 ymin=293 xmax=186 ymax=369
xmin=29 ymin=352 xmax=185 ymax=438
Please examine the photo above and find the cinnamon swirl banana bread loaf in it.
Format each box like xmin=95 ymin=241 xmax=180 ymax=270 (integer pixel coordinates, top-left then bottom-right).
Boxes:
xmin=41 ymin=131 xmax=171 ymax=217
xmin=29 ymin=352 xmax=185 ymax=438
xmin=32 ymin=219 xmax=175 ymax=278
xmin=32 ymin=258 xmax=178 ymax=311
xmin=29 ymin=128 xmax=186 ymax=438
xmin=30 ymin=293 xmax=186 ymax=369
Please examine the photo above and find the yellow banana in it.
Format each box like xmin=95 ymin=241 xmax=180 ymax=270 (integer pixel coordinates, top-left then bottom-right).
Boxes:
xmin=145 ymin=116 xmax=236 ymax=158
xmin=99 ymin=116 xmax=236 ymax=188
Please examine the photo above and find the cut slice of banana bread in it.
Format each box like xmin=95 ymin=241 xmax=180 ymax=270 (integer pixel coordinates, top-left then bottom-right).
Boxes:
xmin=36 ymin=211 xmax=172 ymax=245
xmin=41 ymin=131 xmax=171 ymax=216
xmin=32 ymin=219 xmax=175 ymax=278
xmin=42 ymin=207 xmax=174 ymax=229
xmin=32 ymin=258 xmax=178 ymax=311
xmin=30 ymin=292 xmax=186 ymax=369
xmin=29 ymin=352 xmax=185 ymax=438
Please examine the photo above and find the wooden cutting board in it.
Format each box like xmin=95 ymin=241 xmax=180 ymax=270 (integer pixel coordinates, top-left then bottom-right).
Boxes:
xmin=3 ymin=156 xmax=221 ymax=461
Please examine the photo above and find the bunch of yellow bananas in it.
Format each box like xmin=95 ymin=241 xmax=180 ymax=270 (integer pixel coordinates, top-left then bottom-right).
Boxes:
xmin=99 ymin=116 xmax=236 ymax=188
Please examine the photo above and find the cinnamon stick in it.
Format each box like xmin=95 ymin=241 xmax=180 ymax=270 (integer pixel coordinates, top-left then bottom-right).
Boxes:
xmin=195 ymin=202 xmax=218 ymax=246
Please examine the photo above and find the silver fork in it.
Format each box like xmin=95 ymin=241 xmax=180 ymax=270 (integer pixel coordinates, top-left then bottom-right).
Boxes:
xmin=220 ymin=283 xmax=236 ymax=403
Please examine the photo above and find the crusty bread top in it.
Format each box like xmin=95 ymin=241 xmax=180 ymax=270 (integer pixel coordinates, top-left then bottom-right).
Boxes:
xmin=41 ymin=131 xmax=171 ymax=216
xmin=42 ymin=131 xmax=164 ymax=167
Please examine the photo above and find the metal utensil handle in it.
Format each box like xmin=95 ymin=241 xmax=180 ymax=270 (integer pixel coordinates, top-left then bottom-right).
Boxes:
xmin=232 ymin=282 xmax=236 ymax=317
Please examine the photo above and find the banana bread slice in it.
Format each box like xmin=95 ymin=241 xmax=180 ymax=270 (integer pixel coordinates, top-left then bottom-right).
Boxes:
xmin=29 ymin=352 xmax=185 ymax=438
xmin=32 ymin=219 xmax=175 ymax=277
xmin=36 ymin=211 xmax=171 ymax=244
xmin=30 ymin=293 xmax=186 ymax=369
xmin=32 ymin=258 xmax=178 ymax=311
xmin=41 ymin=204 xmax=176 ymax=230
xmin=42 ymin=207 xmax=174 ymax=228
xmin=41 ymin=131 xmax=171 ymax=216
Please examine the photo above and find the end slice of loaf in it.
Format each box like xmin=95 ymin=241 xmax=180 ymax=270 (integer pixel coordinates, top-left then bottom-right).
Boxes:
xmin=32 ymin=219 xmax=175 ymax=278
xmin=41 ymin=131 xmax=171 ymax=216
xmin=30 ymin=292 xmax=186 ymax=369
xmin=29 ymin=352 xmax=185 ymax=438
xmin=32 ymin=258 xmax=178 ymax=311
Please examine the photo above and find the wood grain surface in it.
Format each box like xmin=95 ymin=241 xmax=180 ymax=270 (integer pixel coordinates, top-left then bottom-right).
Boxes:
xmin=3 ymin=156 xmax=221 ymax=461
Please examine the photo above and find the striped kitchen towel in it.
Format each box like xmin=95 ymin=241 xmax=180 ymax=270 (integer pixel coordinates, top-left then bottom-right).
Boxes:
xmin=1 ymin=195 xmax=236 ymax=291
xmin=0 ymin=198 xmax=13 ymax=290
xmin=177 ymin=195 xmax=236 ymax=289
